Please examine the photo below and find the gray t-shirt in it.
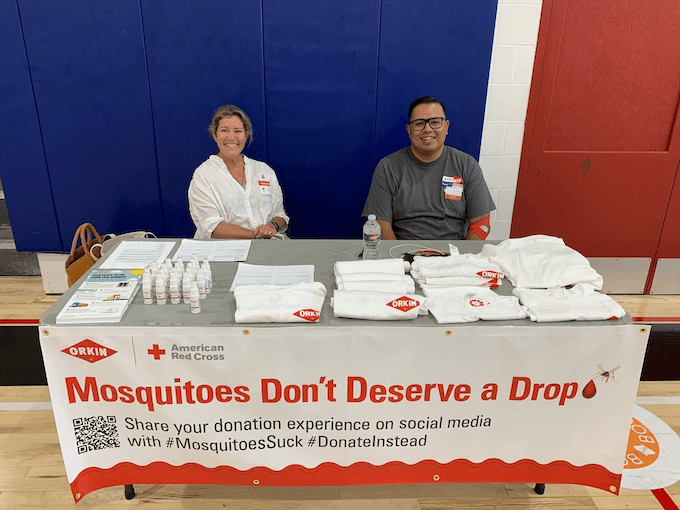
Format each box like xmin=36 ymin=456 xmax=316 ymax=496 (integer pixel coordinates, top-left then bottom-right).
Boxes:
xmin=362 ymin=146 xmax=495 ymax=240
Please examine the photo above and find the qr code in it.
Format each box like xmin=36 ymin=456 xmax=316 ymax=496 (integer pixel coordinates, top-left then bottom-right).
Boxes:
xmin=73 ymin=416 xmax=120 ymax=454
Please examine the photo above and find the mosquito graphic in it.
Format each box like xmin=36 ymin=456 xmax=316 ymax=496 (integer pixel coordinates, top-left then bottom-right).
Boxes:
xmin=594 ymin=364 xmax=621 ymax=383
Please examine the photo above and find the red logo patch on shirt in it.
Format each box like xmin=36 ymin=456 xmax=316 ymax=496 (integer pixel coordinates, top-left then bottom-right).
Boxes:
xmin=387 ymin=297 xmax=420 ymax=312
xmin=293 ymin=309 xmax=320 ymax=321
xmin=258 ymin=180 xmax=271 ymax=187
xmin=469 ymin=299 xmax=487 ymax=307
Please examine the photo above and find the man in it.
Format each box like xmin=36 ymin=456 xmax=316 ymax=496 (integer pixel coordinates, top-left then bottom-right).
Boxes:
xmin=362 ymin=96 xmax=495 ymax=240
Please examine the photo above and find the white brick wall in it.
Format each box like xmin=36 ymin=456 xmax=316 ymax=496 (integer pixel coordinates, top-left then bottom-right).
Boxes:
xmin=481 ymin=0 xmax=543 ymax=240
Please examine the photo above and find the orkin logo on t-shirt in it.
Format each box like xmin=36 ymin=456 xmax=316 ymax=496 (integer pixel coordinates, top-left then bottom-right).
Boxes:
xmin=293 ymin=309 xmax=320 ymax=322
xmin=387 ymin=296 xmax=421 ymax=312
xmin=477 ymin=270 xmax=503 ymax=280
xmin=469 ymin=299 xmax=487 ymax=307
xmin=258 ymin=180 xmax=271 ymax=187
xmin=62 ymin=339 xmax=117 ymax=363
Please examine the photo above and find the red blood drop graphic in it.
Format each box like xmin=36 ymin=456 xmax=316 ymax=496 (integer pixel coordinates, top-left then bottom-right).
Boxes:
xmin=582 ymin=379 xmax=596 ymax=398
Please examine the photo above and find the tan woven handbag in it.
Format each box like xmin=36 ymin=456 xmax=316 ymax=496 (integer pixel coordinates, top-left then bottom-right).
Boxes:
xmin=64 ymin=223 xmax=103 ymax=287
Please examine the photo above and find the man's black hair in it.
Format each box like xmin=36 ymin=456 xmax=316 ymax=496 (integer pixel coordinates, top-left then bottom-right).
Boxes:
xmin=408 ymin=96 xmax=446 ymax=120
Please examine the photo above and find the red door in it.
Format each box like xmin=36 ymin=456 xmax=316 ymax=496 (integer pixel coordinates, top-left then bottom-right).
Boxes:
xmin=512 ymin=0 xmax=680 ymax=291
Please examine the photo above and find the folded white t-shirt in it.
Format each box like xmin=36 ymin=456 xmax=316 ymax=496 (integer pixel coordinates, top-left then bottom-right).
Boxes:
xmin=332 ymin=290 xmax=426 ymax=320
xmin=410 ymin=253 xmax=504 ymax=288
xmin=234 ymin=282 xmax=327 ymax=323
xmin=338 ymin=280 xmax=416 ymax=293
xmin=334 ymin=259 xmax=406 ymax=278
xmin=335 ymin=272 xmax=413 ymax=286
xmin=481 ymin=235 xmax=603 ymax=289
xmin=513 ymin=284 xmax=625 ymax=322
xmin=418 ymin=276 xmax=502 ymax=288
xmin=424 ymin=286 xmax=526 ymax=324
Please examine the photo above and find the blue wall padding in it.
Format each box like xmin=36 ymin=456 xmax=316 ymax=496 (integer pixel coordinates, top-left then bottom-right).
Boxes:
xmin=140 ymin=0 xmax=267 ymax=238
xmin=17 ymin=0 xmax=164 ymax=248
xmin=0 ymin=1 xmax=62 ymax=251
xmin=376 ymin=0 xmax=497 ymax=162
xmin=0 ymin=0 xmax=498 ymax=251
xmin=263 ymin=0 xmax=381 ymax=238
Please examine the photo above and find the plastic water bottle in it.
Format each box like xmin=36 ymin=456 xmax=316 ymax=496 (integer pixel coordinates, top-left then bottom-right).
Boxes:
xmin=362 ymin=214 xmax=381 ymax=260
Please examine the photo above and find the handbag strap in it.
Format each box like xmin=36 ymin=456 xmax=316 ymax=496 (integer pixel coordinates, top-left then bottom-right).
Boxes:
xmin=69 ymin=223 xmax=103 ymax=258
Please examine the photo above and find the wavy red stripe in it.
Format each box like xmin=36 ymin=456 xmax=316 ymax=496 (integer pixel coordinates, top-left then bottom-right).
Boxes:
xmin=70 ymin=459 xmax=620 ymax=503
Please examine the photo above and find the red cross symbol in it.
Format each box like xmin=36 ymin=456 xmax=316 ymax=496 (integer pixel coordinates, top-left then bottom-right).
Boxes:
xmin=147 ymin=344 xmax=166 ymax=360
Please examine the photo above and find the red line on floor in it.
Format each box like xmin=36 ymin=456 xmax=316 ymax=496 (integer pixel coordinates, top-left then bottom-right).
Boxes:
xmin=632 ymin=317 xmax=680 ymax=323
xmin=0 ymin=319 xmax=40 ymax=325
xmin=652 ymin=488 xmax=679 ymax=510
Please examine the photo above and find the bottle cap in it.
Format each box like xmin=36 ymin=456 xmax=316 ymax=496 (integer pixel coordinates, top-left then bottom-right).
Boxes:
xmin=368 ymin=214 xmax=376 ymax=221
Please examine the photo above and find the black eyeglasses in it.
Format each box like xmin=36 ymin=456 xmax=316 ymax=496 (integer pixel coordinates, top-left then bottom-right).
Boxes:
xmin=409 ymin=117 xmax=445 ymax=131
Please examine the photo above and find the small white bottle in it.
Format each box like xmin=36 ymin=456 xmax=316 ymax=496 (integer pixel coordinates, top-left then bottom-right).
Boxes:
xmin=150 ymin=268 xmax=157 ymax=293
xmin=169 ymin=273 xmax=180 ymax=304
xmin=155 ymin=274 xmax=167 ymax=305
xmin=196 ymin=269 xmax=206 ymax=300
xmin=202 ymin=260 xmax=212 ymax=292
xmin=190 ymin=282 xmax=201 ymax=314
xmin=182 ymin=273 xmax=191 ymax=304
xmin=142 ymin=274 xmax=153 ymax=304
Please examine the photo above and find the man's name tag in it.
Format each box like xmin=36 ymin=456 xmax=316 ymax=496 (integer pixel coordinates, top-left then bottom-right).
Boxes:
xmin=443 ymin=176 xmax=463 ymax=201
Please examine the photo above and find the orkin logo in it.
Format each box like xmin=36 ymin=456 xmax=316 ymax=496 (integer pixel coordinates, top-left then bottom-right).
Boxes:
xmin=293 ymin=309 xmax=320 ymax=322
xmin=477 ymin=270 xmax=503 ymax=279
xmin=469 ymin=299 xmax=487 ymax=307
xmin=387 ymin=296 xmax=420 ymax=312
xmin=62 ymin=339 xmax=117 ymax=364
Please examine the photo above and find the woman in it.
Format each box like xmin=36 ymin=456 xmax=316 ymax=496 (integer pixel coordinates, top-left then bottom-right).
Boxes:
xmin=188 ymin=105 xmax=289 ymax=239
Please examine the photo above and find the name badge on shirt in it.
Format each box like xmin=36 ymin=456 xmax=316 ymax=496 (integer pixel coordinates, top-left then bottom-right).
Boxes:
xmin=443 ymin=176 xmax=463 ymax=201
xmin=258 ymin=174 xmax=272 ymax=195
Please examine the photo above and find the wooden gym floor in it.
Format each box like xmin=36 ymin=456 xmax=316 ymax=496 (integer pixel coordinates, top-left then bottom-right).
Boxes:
xmin=1 ymin=276 xmax=679 ymax=509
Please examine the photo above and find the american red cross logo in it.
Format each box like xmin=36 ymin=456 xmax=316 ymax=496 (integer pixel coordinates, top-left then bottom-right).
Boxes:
xmin=147 ymin=344 xmax=166 ymax=360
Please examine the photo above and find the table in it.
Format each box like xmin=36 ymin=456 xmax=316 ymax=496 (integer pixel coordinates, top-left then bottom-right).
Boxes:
xmin=39 ymin=239 xmax=649 ymax=503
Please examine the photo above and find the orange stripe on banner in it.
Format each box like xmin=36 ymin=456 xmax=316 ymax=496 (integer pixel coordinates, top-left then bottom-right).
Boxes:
xmin=652 ymin=488 xmax=680 ymax=510
xmin=0 ymin=319 xmax=40 ymax=325
xmin=633 ymin=317 xmax=680 ymax=323
xmin=68 ymin=459 xmax=621 ymax=502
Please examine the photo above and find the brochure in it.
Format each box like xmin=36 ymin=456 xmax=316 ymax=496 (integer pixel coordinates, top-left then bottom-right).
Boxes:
xmin=56 ymin=270 xmax=143 ymax=324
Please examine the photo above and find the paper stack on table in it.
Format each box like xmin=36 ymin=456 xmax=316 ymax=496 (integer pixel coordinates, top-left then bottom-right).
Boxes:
xmin=56 ymin=270 xmax=142 ymax=324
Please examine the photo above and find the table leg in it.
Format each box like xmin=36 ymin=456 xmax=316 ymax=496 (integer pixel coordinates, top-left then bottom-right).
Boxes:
xmin=534 ymin=483 xmax=545 ymax=495
xmin=124 ymin=484 xmax=135 ymax=499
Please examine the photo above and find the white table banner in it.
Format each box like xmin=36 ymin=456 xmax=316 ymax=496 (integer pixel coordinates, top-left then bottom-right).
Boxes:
xmin=39 ymin=324 xmax=649 ymax=502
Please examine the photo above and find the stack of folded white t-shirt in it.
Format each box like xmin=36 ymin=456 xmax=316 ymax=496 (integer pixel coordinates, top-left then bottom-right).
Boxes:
xmin=480 ymin=235 xmax=603 ymax=289
xmin=478 ymin=235 xmax=624 ymax=322
xmin=334 ymin=259 xmax=415 ymax=293
xmin=332 ymin=290 xmax=427 ymax=320
xmin=423 ymin=286 xmax=526 ymax=324
xmin=332 ymin=258 xmax=423 ymax=319
xmin=410 ymin=253 xmax=505 ymax=289
xmin=234 ymin=282 xmax=327 ymax=323
xmin=513 ymin=284 xmax=625 ymax=322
